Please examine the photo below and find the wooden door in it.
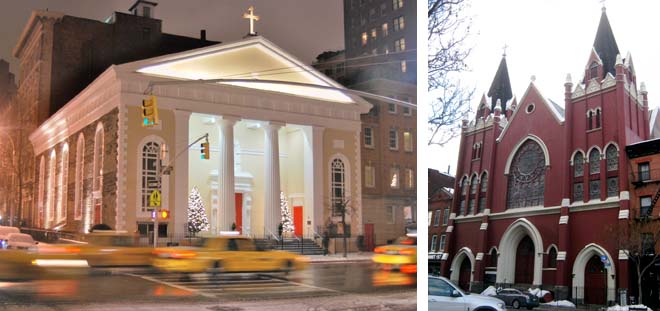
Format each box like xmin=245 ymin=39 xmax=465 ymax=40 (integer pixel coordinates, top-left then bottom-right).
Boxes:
xmin=515 ymin=236 xmax=535 ymax=284
xmin=585 ymin=255 xmax=606 ymax=305
xmin=234 ymin=193 xmax=242 ymax=232
xmin=293 ymin=206 xmax=303 ymax=236
xmin=458 ymin=257 xmax=471 ymax=291
xmin=94 ymin=199 xmax=102 ymax=224
xmin=364 ymin=223 xmax=375 ymax=251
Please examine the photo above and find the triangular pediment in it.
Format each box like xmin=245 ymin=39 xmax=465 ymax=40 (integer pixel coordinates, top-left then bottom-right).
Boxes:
xmin=126 ymin=36 xmax=355 ymax=104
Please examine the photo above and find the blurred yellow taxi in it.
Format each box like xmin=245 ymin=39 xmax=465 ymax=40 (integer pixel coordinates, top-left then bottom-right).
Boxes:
xmin=372 ymin=236 xmax=416 ymax=274
xmin=75 ymin=231 xmax=154 ymax=267
xmin=152 ymin=235 xmax=308 ymax=274
xmin=0 ymin=245 xmax=89 ymax=281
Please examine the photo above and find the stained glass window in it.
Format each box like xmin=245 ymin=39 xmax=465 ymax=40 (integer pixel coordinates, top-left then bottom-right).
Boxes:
xmin=506 ymin=140 xmax=546 ymax=209
xmin=606 ymin=145 xmax=618 ymax=171
xmin=470 ymin=175 xmax=478 ymax=194
xmin=573 ymin=183 xmax=583 ymax=202
xmin=589 ymin=149 xmax=600 ymax=174
xmin=481 ymin=173 xmax=488 ymax=192
xmin=574 ymin=152 xmax=584 ymax=177
xmin=607 ymin=177 xmax=618 ymax=197
xmin=589 ymin=180 xmax=600 ymax=199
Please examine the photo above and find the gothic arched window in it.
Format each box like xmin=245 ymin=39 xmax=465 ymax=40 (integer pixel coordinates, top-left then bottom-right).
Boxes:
xmin=547 ymin=246 xmax=558 ymax=268
xmin=141 ymin=142 xmax=162 ymax=213
xmin=331 ymin=158 xmax=346 ymax=216
xmin=574 ymin=152 xmax=584 ymax=177
xmin=506 ymin=140 xmax=546 ymax=209
xmin=589 ymin=149 xmax=601 ymax=174
xmin=479 ymin=173 xmax=488 ymax=213
xmin=606 ymin=145 xmax=618 ymax=171
xmin=74 ymin=134 xmax=84 ymax=220
xmin=468 ymin=175 xmax=477 ymax=214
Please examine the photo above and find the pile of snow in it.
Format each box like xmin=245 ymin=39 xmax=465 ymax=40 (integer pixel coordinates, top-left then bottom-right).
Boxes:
xmin=480 ymin=286 xmax=498 ymax=296
xmin=607 ymin=305 xmax=652 ymax=311
xmin=528 ymin=288 xmax=550 ymax=298
xmin=541 ymin=300 xmax=576 ymax=308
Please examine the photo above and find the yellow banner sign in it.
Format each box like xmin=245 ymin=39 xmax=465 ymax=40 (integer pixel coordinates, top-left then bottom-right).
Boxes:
xmin=149 ymin=190 xmax=161 ymax=207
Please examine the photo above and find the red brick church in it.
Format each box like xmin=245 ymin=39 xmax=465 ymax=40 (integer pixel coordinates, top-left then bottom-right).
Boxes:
xmin=439 ymin=8 xmax=649 ymax=304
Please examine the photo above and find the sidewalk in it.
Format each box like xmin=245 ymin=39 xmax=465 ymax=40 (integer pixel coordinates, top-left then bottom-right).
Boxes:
xmin=307 ymin=252 xmax=374 ymax=264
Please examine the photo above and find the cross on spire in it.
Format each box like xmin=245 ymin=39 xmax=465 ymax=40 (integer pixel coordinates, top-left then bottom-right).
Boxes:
xmin=600 ymin=0 xmax=606 ymax=11
xmin=243 ymin=6 xmax=260 ymax=36
xmin=502 ymin=43 xmax=509 ymax=57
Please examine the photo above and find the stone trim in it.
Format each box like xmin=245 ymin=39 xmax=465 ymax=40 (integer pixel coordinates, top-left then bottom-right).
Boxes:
xmin=559 ymin=215 xmax=569 ymax=224
xmin=480 ymin=223 xmax=488 ymax=230
xmin=557 ymin=251 xmax=567 ymax=261
xmin=618 ymin=209 xmax=629 ymax=220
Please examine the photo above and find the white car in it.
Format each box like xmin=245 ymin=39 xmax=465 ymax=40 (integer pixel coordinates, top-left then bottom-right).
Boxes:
xmin=0 ymin=226 xmax=20 ymax=249
xmin=6 ymin=233 xmax=38 ymax=250
xmin=429 ymin=275 xmax=506 ymax=311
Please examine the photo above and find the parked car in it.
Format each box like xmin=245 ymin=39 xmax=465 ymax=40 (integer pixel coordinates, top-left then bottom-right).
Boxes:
xmin=0 ymin=226 xmax=20 ymax=249
xmin=6 ymin=233 xmax=38 ymax=250
xmin=491 ymin=288 xmax=540 ymax=309
xmin=429 ymin=275 xmax=506 ymax=311
xmin=372 ymin=235 xmax=417 ymax=274
xmin=152 ymin=236 xmax=309 ymax=275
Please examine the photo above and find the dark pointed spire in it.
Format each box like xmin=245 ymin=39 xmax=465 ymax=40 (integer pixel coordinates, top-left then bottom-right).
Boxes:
xmin=487 ymin=56 xmax=513 ymax=112
xmin=592 ymin=7 xmax=620 ymax=78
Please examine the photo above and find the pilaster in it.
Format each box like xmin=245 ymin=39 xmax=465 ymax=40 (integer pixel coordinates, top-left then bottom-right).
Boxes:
xmin=264 ymin=121 xmax=284 ymax=237
xmin=172 ymin=109 xmax=191 ymax=235
xmin=217 ymin=115 xmax=240 ymax=231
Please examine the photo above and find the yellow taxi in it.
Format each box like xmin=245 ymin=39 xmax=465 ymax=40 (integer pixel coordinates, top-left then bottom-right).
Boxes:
xmin=372 ymin=235 xmax=417 ymax=274
xmin=152 ymin=235 xmax=308 ymax=274
xmin=74 ymin=231 xmax=153 ymax=267
xmin=0 ymin=245 xmax=89 ymax=281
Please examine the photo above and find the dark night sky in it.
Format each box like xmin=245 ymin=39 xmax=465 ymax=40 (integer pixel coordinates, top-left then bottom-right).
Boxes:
xmin=0 ymin=0 xmax=345 ymax=79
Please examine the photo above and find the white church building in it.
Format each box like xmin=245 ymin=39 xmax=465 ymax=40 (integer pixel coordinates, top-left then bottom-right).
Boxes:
xmin=28 ymin=35 xmax=372 ymax=241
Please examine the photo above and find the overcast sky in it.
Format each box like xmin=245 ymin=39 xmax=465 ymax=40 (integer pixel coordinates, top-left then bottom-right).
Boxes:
xmin=429 ymin=0 xmax=660 ymax=174
xmin=0 ymin=0 xmax=344 ymax=77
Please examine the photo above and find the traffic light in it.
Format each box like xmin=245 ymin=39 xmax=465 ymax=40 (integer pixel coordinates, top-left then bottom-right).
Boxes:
xmin=160 ymin=209 xmax=169 ymax=220
xmin=200 ymin=142 xmax=210 ymax=160
xmin=141 ymin=95 xmax=160 ymax=127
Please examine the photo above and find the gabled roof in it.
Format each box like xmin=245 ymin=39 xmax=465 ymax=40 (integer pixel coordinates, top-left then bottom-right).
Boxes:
xmin=128 ymin=36 xmax=361 ymax=104
xmin=497 ymin=81 xmax=563 ymax=141
xmin=592 ymin=8 xmax=620 ymax=78
xmin=487 ymin=56 xmax=513 ymax=112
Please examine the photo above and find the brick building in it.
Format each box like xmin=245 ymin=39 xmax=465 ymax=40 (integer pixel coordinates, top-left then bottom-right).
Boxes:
xmin=6 ymin=1 xmax=216 ymax=227
xmin=314 ymin=0 xmax=417 ymax=247
xmin=428 ymin=169 xmax=454 ymax=274
xmin=442 ymin=8 xmax=649 ymax=305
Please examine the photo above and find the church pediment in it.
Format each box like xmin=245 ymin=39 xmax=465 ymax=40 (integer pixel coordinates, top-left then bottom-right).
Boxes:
xmin=124 ymin=36 xmax=356 ymax=104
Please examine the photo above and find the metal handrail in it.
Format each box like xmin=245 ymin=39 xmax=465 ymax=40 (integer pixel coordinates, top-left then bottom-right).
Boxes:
xmin=266 ymin=230 xmax=280 ymax=242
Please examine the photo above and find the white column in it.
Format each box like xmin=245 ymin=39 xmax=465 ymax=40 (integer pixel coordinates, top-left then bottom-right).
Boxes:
xmin=173 ymin=109 xmax=191 ymax=235
xmin=303 ymin=126 xmax=324 ymax=236
xmin=217 ymin=116 xmax=239 ymax=232
xmin=263 ymin=122 xmax=284 ymax=238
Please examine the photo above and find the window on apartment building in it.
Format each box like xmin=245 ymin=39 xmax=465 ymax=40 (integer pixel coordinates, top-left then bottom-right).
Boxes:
xmin=393 ymin=16 xmax=405 ymax=32
xmin=430 ymin=235 xmax=438 ymax=252
xmin=433 ymin=210 xmax=441 ymax=226
xmin=403 ymin=131 xmax=413 ymax=152
xmin=439 ymin=234 xmax=447 ymax=252
xmin=143 ymin=6 xmax=151 ymax=18
xmin=390 ymin=167 xmax=400 ymax=189
xmin=392 ymin=0 xmax=403 ymax=10
xmin=389 ymin=129 xmax=398 ymax=150
xmin=361 ymin=32 xmax=368 ymax=46
xmin=639 ymin=162 xmax=650 ymax=182
xmin=403 ymin=106 xmax=411 ymax=116
xmin=428 ymin=211 xmax=432 ymax=226
xmin=382 ymin=23 xmax=389 ymax=37
xmin=641 ymin=196 xmax=653 ymax=218
xmin=380 ymin=3 xmax=387 ymax=15
xmin=365 ymin=165 xmax=375 ymax=188
xmin=384 ymin=46 xmax=390 ymax=54
xmin=386 ymin=206 xmax=395 ymax=224
xmin=642 ymin=233 xmax=655 ymax=255
xmin=395 ymin=38 xmax=406 ymax=52
xmin=405 ymin=168 xmax=414 ymax=189
xmin=371 ymin=28 xmax=377 ymax=40
xmin=401 ymin=60 xmax=407 ymax=73
xmin=442 ymin=208 xmax=449 ymax=225
xmin=388 ymin=102 xmax=397 ymax=113
xmin=369 ymin=8 xmax=376 ymax=21
xmin=363 ymin=127 xmax=374 ymax=148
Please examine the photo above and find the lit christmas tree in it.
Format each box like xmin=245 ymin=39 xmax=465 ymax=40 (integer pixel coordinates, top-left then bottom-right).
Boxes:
xmin=188 ymin=186 xmax=210 ymax=234
xmin=280 ymin=191 xmax=294 ymax=234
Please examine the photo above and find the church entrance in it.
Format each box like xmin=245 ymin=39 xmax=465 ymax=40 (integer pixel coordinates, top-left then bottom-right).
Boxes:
xmin=458 ymin=257 xmax=472 ymax=291
xmin=293 ymin=206 xmax=303 ymax=236
xmin=515 ymin=235 xmax=535 ymax=284
xmin=93 ymin=198 xmax=102 ymax=224
xmin=584 ymin=255 xmax=607 ymax=305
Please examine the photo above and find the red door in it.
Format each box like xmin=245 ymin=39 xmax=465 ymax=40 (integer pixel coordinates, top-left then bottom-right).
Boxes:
xmin=364 ymin=224 xmax=375 ymax=251
xmin=585 ymin=255 xmax=606 ymax=305
xmin=458 ymin=258 xmax=471 ymax=291
xmin=234 ymin=193 xmax=242 ymax=232
xmin=293 ymin=206 xmax=303 ymax=236
xmin=94 ymin=199 xmax=102 ymax=224
xmin=515 ymin=236 xmax=535 ymax=284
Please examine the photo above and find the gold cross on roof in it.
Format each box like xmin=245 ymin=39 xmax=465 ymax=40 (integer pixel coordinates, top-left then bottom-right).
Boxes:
xmin=243 ymin=6 xmax=260 ymax=35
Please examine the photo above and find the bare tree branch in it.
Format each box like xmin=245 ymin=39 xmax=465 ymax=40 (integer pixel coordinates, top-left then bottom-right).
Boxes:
xmin=427 ymin=0 xmax=474 ymax=146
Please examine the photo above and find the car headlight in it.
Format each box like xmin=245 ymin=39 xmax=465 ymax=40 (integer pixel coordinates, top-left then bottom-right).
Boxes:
xmin=497 ymin=302 xmax=505 ymax=309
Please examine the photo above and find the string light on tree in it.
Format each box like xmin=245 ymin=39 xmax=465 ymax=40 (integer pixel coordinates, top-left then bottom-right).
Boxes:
xmin=280 ymin=191 xmax=294 ymax=234
xmin=187 ymin=186 xmax=210 ymax=234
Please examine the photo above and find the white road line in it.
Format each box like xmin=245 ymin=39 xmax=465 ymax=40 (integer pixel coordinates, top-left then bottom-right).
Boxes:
xmin=125 ymin=273 xmax=217 ymax=298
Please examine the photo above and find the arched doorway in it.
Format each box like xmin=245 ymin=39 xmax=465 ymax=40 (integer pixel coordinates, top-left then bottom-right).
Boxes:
xmin=515 ymin=236 xmax=535 ymax=284
xmin=458 ymin=257 xmax=472 ymax=291
xmin=584 ymin=255 xmax=607 ymax=305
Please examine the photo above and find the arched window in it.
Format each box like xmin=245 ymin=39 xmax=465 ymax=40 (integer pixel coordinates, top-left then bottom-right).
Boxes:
xmin=489 ymin=248 xmax=498 ymax=267
xmin=74 ymin=134 xmax=85 ymax=220
xmin=37 ymin=157 xmax=45 ymax=228
xmin=589 ymin=62 xmax=599 ymax=80
xmin=547 ymin=247 xmax=558 ymax=268
xmin=331 ymin=158 xmax=346 ymax=216
xmin=47 ymin=150 xmax=57 ymax=226
xmin=595 ymin=109 xmax=601 ymax=128
xmin=606 ymin=145 xmax=618 ymax=171
xmin=58 ymin=143 xmax=69 ymax=223
xmin=587 ymin=110 xmax=593 ymax=130
xmin=461 ymin=177 xmax=468 ymax=195
xmin=506 ymin=140 xmax=546 ymax=209
xmin=141 ymin=142 xmax=162 ymax=213
xmin=589 ymin=149 xmax=600 ymax=174
xmin=479 ymin=173 xmax=487 ymax=213
xmin=93 ymin=125 xmax=104 ymax=193
xmin=459 ymin=177 xmax=467 ymax=215
xmin=574 ymin=152 xmax=584 ymax=177
xmin=468 ymin=175 xmax=477 ymax=214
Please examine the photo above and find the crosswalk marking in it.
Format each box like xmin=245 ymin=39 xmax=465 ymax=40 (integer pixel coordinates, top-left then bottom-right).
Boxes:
xmin=123 ymin=272 xmax=342 ymax=299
